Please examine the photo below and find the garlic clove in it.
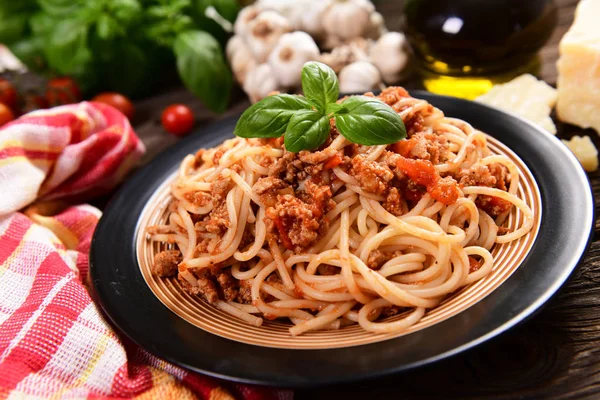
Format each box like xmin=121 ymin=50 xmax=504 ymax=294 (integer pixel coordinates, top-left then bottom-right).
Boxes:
xmin=369 ymin=32 xmax=409 ymax=84
xmin=322 ymin=0 xmax=373 ymax=41
xmin=230 ymin=44 xmax=257 ymax=86
xmin=298 ymin=0 xmax=332 ymax=38
xmin=255 ymin=0 xmax=305 ymax=31
xmin=268 ymin=32 xmax=320 ymax=88
xmin=366 ymin=11 xmax=387 ymax=40
xmin=354 ymin=0 xmax=376 ymax=14
xmin=234 ymin=5 xmax=261 ymax=37
xmin=339 ymin=61 xmax=382 ymax=93
xmin=226 ymin=35 xmax=245 ymax=63
xmin=245 ymin=10 xmax=292 ymax=63
xmin=243 ymin=63 xmax=281 ymax=103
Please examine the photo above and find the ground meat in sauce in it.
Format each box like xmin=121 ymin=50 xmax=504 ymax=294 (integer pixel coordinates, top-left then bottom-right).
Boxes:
xmin=298 ymin=147 xmax=338 ymax=164
xmin=350 ymin=154 xmax=395 ymax=195
xmin=488 ymin=163 xmax=509 ymax=191
xmin=452 ymin=162 xmax=511 ymax=217
xmin=265 ymin=194 xmax=325 ymax=252
xmin=152 ymin=250 xmax=181 ymax=277
xmin=237 ymin=279 xmax=253 ymax=304
xmin=455 ymin=165 xmax=497 ymax=188
xmin=178 ymin=266 xmax=241 ymax=304
xmin=367 ymin=250 xmax=390 ymax=270
xmin=253 ymin=177 xmax=293 ymax=207
xmin=204 ymin=202 xmax=229 ymax=234
xmin=268 ymin=152 xmax=324 ymax=185
xmin=476 ymin=195 xmax=512 ymax=218
xmin=394 ymin=132 xmax=451 ymax=164
xmin=211 ymin=174 xmax=233 ymax=205
xmin=214 ymin=268 xmax=238 ymax=302
xmin=299 ymin=180 xmax=336 ymax=216
xmin=383 ymin=187 xmax=403 ymax=216
xmin=179 ymin=274 xmax=219 ymax=304
xmin=183 ymin=191 xmax=211 ymax=207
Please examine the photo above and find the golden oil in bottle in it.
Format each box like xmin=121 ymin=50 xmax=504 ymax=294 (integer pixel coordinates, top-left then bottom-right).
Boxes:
xmin=402 ymin=0 xmax=557 ymax=99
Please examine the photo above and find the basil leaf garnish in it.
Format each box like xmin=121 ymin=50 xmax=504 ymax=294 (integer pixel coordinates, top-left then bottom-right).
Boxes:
xmin=284 ymin=110 xmax=330 ymax=152
xmin=233 ymin=62 xmax=407 ymax=152
xmin=335 ymin=96 xmax=406 ymax=145
xmin=326 ymin=102 xmax=346 ymax=115
xmin=234 ymin=94 xmax=312 ymax=138
xmin=301 ymin=61 xmax=339 ymax=114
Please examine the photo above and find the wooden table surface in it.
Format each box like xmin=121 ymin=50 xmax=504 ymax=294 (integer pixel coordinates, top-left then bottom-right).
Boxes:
xmin=130 ymin=1 xmax=600 ymax=398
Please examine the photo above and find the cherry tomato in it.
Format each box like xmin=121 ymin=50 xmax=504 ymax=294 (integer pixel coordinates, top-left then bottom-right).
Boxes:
xmin=92 ymin=92 xmax=134 ymax=120
xmin=0 ymin=78 xmax=18 ymax=111
xmin=161 ymin=104 xmax=195 ymax=136
xmin=0 ymin=103 xmax=15 ymax=127
xmin=23 ymin=93 xmax=49 ymax=113
xmin=46 ymin=77 xmax=81 ymax=106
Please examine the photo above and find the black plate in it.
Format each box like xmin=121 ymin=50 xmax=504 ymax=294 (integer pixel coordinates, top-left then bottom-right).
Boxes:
xmin=90 ymin=91 xmax=594 ymax=388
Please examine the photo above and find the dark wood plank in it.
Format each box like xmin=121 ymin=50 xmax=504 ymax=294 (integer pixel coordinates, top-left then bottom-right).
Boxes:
xmin=128 ymin=1 xmax=600 ymax=399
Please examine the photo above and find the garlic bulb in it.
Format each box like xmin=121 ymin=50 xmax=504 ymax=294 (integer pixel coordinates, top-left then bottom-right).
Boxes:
xmin=366 ymin=11 xmax=387 ymax=39
xmin=318 ymin=46 xmax=354 ymax=74
xmin=339 ymin=61 xmax=381 ymax=93
xmin=369 ymin=32 xmax=409 ymax=84
xmin=256 ymin=0 xmax=304 ymax=30
xmin=226 ymin=35 xmax=245 ymax=63
xmin=322 ymin=0 xmax=374 ymax=41
xmin=245 ymin=11 xmax=292 ymax=62
xmin=297 ymin=0 xmax=332 ymax=37
xmin=244 ymin=64 xmax=280 ymax=103
xmin=268 ymin=32 xmax=320 ymax=87
xmin=318 ymin=38 xmax=370 ymax=73
xmin=230 ymin=44 xmax=257 ymax=86
xmin=233 ymin=5 xmax=260 ymax=37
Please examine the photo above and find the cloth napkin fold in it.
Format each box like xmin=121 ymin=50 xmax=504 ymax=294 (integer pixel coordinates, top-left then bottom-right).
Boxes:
xmin=0 ymin=103 xmax=292 ymax=399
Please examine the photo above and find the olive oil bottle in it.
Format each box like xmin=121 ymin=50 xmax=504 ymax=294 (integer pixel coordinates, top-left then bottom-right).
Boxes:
xmin=403 ymin=0 xmax=557 ymax=99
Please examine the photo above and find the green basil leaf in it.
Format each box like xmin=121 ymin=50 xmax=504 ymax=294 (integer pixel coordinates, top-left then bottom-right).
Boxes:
xmin=0 ymin=12 xmax=30 ymax=44
xmin=44 ymin=19 xmax=93 ymax=77
xmin=30 ymin=12 xmax=57 ymax=37
xmin=335 ymin=96 xmax=406 ymax=145
xmin=326 ymin=102 xmax=346 ymax=115
xmin=102 ymin=41 xmax=149 ymax=96
xmin=174 ymin=30 xmax=232 ymax=113
xmin=96 ymin=14 xmax=120 ymax=40
xmin=301 ymin=61 xmax=339 ymax=114
xmin=284 ymin=110 xmax=330 ymax=153
xmin=38 ymin=0 xmax=84 ymax=16
xmin=234 ymin=94 xmax=312 ymax=138
xmin=111 ymin=0 xmax=142 ymax=24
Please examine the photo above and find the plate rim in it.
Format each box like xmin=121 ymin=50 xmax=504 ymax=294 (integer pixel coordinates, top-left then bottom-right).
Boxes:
xmin=90 ymin=90 xmax=594 ymax=388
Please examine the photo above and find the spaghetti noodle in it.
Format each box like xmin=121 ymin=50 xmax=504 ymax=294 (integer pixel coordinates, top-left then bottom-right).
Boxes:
xmin=147 ymin=87 xmax=534 ymax=336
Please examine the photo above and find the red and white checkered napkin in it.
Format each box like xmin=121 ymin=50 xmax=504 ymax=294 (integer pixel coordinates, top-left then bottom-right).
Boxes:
xmin=0 ymin=103 xmax=292 ymax=399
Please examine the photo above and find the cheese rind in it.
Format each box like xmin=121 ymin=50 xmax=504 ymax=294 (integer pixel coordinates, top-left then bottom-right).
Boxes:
xmin=562 ymin=135 xmax=599 ymax=172
xmin=476 ymin=74 xmax=557 ymax=134
xmin=556 ymin=0 xmax=600 ymax=134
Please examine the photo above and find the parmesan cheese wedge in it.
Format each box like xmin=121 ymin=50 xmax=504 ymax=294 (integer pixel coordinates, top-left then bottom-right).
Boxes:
xmin=562 ymin=135 xmax=599 ymax=172
xmin=556 ymin=0 xmax=600 ymax=133
xmin=475 ymin=74 xmax=557 ymax=134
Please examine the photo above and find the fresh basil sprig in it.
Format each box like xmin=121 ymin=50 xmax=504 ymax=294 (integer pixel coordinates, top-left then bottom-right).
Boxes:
xmin=233 ymin=61 xmax=406 ymax=152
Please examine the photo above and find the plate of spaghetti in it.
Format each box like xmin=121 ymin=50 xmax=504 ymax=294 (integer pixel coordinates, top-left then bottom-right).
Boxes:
xmin=91 ymin=87 xmax=593 ymax=387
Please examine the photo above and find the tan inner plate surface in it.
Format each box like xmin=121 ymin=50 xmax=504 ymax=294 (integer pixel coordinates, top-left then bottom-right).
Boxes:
xmin=136 ymin=136 xmax=542 ymax=350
